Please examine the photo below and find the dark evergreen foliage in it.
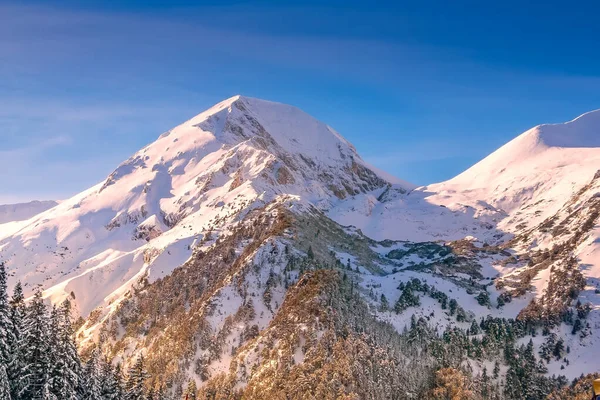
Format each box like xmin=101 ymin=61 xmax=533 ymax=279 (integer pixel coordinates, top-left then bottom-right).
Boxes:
xmin=0 ymin=263 xmax=150 ymax=400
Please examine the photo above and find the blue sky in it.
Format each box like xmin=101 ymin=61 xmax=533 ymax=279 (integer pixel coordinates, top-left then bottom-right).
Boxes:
xmin=1 ymin=0 xmax=599 ymax=203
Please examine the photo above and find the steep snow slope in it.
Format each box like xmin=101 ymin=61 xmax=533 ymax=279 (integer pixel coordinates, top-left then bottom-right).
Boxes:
xmin=0 ymin=95 xmax=404 ymax=316
xmin=427 ymin=109 xmax=600 ymax=232
xmin=0 ymin=200 xmax=57 ymax=224
xmin=420 ymin=109 xmax=600 ymax=305
xmin=328 ymin=186 xmax=507 ymax=243
xmin=330 ymin=110 xmax=600 ymax=243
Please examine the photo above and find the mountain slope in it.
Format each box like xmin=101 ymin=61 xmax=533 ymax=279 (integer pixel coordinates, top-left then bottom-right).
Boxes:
xmin=0 ymin=200 xmax=58 ymax=224
xmin=427 ymin=109 xmax=600 ymax=232
xmin=0 ymin=95 xmax=403 ymax=317
xmin=423 ymin=110 xmax=600 ymax=377
xmin=2 ymin=98 xmax=600 ymax=398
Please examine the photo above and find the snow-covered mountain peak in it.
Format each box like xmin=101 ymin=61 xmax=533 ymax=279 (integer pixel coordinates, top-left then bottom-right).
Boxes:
xmin=418 ymin=110 xmax=600 ymax=238
xmin=154 ymin=94 xmax=359 ymax=165
xmin=0 ymin=95 xmax=408 ymax=316
xmin=442 ymin=110 xmax=600 ymax=192
xmin=534 ymin=108 xmax=600 ymax=149
xmin=102 ymin=95 xmax=392 ymax=195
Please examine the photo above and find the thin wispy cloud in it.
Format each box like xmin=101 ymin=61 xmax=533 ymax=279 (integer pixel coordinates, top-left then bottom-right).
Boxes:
xmin=0 ymin=135 xmax=71 ymax=160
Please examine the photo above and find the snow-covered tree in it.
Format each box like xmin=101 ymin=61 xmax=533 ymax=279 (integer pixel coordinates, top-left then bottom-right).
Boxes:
xmin=54 ymin=300 xmax=82 ymax=399
xmin=0 ymin=264 xmax=13 ymax=400
xmin=20 ymin=289 xmax=51 ymax=399
xmin=8 ymin=281 xmax=26 ymax=399
xmin=185 ymin=379 xmax=198 ymax=400
xmin=0 ymin=364 xmax=11 ymax=400
xmin=0 ymin=263 xmax=14 ymax=367
xmin=100 ymin=358 xmax=123 ymax=400
xmin=84 ymin=348 xmax=103 ymax=400
xmin=124 ymin=356 xmax=148 ymax=400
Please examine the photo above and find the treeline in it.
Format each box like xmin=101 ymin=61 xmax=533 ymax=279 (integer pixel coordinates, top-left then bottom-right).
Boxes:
xmin=281 ymin=255 xmax=586 ymax=400
xmin=0 ymin=263 xmax=160 ymax=400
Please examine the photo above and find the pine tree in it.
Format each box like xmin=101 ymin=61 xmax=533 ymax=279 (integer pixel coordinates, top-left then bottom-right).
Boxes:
xmin=572 ymin=318 xmax=582 ymax=335
xmin=496 ymin=294 xmax=505 ymax=308
xmin=0 ymin=263 xmax=14 ymax=368
xmin=0 ymin=363 xmax=11 ymax=400
xmin=100 ymin=357 xmax=122 ymax=400
xmin=55 ymin=300 xmax=82 ymax=399
xmin=379 ymin=293 xmax=389 ymax=312
xmin=8 ymin=282 xmax=26 ymax=399
xmin=0 ymin=278 xmax=130 ymax=400
xmin=481 ymin=366 xmax=489 ymax=398
xmin=476 ymin=291 xmax=491 ymax=307
xmin=47 ymin=305 xmax=63 ymax=398
xmin=185 ymin=379 xmax=198 ymax=400
xmin=469 ymin=320 xmax=480 ymax=335
xmin=84 ymin=348 xmax=102 ymax=400
xmin=449 ymin=298 xmax=458 ymax=316
xmin=42 ymin=381 xmax=58 ymax=400
xmin=113 ymin=363 xmax=125 ymax=400
xmin=20 ymin=289 xmax=51 ymax=400
xmin=553 ymin=338 xmax=565 ymax=360
xmin=124 ymin=356 xmax=148 ymax=400
xmin=492 ymin=361 xmax=500 ymax=379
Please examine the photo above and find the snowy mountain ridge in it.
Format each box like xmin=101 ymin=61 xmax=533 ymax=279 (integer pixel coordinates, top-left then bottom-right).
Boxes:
xmin=0 ymin=95 xmax=404 ymax=316
xmin=0 ymin=200 xmax=58 ymax=225
xmin=1 ymin=97 xmax=600 ymax=397
xmin=422 ymin=109 xmax=600 ymax=240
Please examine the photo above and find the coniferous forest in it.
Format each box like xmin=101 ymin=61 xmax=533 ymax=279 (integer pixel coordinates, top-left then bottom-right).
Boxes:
xmin=0 ymin=263 xmax=161 ymax=400
xmin=2 ymin=256 xmax=599 ymax=400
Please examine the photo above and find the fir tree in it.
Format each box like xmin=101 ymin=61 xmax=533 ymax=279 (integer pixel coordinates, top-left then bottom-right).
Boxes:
xmin=100 ymin=358 xmax=122 ymax=400
xmin=493 ymin=361 xmax=500 ymax=379
xmin=124 ymin=356 xmax=148 ymax=400
xmin=55 ymin=300 xmax=82 ymax=400
xmin=496 ymin=294 xmax=505 ymax=308
xmin=553 ymin=338 xmax=565 ymax=360
xmin=379 ymin=293 xmax=389 ymax=312
xmin=481 ymin=366 xmax=489 ymax=398
xmin=8 ymin=282 xmax=26 ymax=399
xmin=571 ymin=318 xmax=582 ymax=335
xmin=469 ymin=320 xmax=480 ymax=335
xmin=185 ymin=379 xmax=198 ymax=400
xmin=84 ymin=348 xmax=102 ymax=400
xmin=476 ymin=291 xmax=491 ymax=307
xmin=0 ymin=364 xmax=11 ymax=400
xmin=0 ymin=263 xmax=13 ymax=368
xmin=20 ymin=290 xmax=51 ymax=400
xmin=449 ymin=299 xmax=458 ymax=316
xmin=47 ymin=305 xmax=63 ymax=398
